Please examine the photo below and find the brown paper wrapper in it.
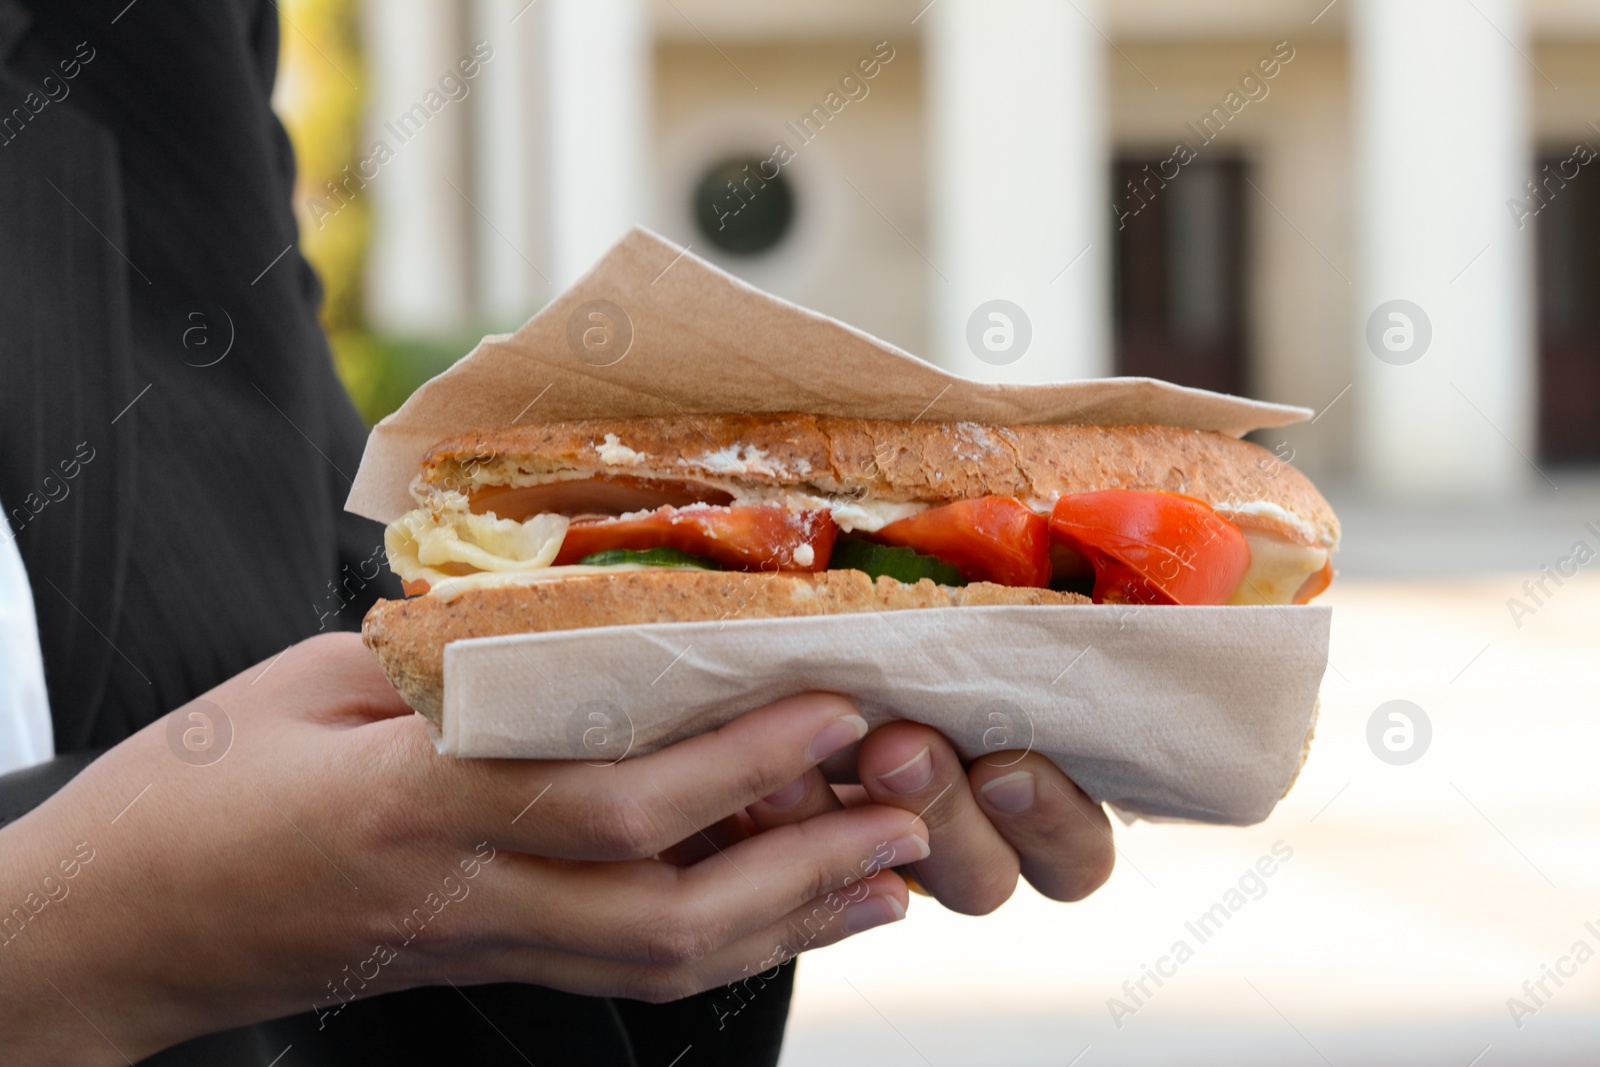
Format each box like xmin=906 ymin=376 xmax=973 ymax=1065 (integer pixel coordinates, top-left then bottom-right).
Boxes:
xmin=347 ymin=227 xmax=1329 ymax=826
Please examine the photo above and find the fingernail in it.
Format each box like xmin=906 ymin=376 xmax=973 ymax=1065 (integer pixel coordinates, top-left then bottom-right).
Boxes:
xmin=979 ymin=770 xmax=1037 ymax=814
xmin=841 ymin=894 xmax=906 ymax=934
xmin=883 ymin=833 xmax=930 ymax=865
xmin=807 ymin=714 xmax=869 ymax=763
xmin=762 ymin=776 xmax=808 ymax=810
xmin=875 ymin=746 xmax=933 ymax=795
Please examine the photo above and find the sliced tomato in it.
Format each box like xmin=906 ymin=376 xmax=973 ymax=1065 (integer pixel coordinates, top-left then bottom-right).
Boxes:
xmin=553 ymin=505 xmax=836 ymax=572
xmin=869 ymin=496 xmax=1050 ymax=587
xmin=401 ymin=577 xmax=431 ymax=597
xmin=1048 ymin=491 xmax=1250 ymax=605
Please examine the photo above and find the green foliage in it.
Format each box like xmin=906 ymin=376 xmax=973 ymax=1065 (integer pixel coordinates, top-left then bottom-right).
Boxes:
xmin=276 ymin=1 xmax=502 ymax=428
xmin=277 ymin=0 xmax=366 ymax=335
xmin=330 ymin=330 xmax=488 ymax=427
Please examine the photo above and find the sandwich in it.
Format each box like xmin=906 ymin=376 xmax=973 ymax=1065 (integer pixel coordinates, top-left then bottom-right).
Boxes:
xmin=361 ymin=413 xmax=1339 ymax=721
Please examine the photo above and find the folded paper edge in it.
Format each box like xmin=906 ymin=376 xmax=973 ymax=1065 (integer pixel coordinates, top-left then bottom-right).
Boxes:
xmin=431 ymin=603 xmax=1332 ymax=827
xmin=345 ymin=226 xmax=1314 ymax=525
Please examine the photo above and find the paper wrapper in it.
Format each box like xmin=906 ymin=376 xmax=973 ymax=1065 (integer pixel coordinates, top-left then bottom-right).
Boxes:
xmin=347 ymin=227 xmax=1332 ymax=826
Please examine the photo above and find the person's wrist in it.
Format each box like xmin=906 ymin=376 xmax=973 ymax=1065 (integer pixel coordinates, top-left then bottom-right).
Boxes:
xmin=0 ymin=824 xmax=135 ymax=1064
xmin=0 ymin=774 xmax=202 ymax=1064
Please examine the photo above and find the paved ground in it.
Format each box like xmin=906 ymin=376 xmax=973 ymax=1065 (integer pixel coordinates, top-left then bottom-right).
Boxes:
xmin=778 ymin=491 xmax=1600 ymax=1066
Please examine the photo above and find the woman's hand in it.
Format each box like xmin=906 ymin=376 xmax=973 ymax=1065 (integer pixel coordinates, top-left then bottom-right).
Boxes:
xmin=0 ymin=634 xmax=923 ymax=1065
xmin=750 ymin=724 xmax=1114 ymax=915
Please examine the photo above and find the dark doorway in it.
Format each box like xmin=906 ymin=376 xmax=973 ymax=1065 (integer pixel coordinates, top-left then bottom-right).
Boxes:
xmin=1535 ymin=148 xmax=1600 ymax=464
xmin=1112 ymin=157 xmax=1249 ymax=396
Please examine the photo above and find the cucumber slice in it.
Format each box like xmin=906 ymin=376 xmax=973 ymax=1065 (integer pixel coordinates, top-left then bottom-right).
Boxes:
xmin=828 ymin=539 xmax=967 ymax=587
xmin=576 ymin=547 xmax=720 ymax=570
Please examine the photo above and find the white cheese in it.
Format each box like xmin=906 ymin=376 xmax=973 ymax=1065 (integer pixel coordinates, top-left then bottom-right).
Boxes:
xmin=686 ymin=445 xmax=784 ymax=477
xmin=714 ymin=485 xmax=926 ymax=532
xmin=816 ymin=498 xmax=925 ymax=533
xmin=1216 ymin=499 xmax=1329 ymax=548
xmin=595 ymin=433 xmax=649 ymax=466
xmin=1226 ymin=529 xmax=1329 ymax=605
xmin=1022 ymin=495 xmax=1060 ymax=515
xmin=386 ymin=507 xmax=568 ymax=584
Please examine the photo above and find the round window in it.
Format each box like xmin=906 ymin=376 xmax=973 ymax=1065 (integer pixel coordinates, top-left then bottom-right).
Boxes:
xmin=692 ymin=156 xmax=795 ymax=256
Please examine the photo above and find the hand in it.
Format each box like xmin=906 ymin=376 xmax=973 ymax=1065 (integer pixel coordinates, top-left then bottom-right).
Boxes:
xmin=0 ymin=635 xmax=924 ymax=1065
xmin=749 ymin=723 xmax=1114 ymax=915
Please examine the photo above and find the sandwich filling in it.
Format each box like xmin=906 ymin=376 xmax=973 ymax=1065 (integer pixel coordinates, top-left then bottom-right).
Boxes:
xmin=386 ymin=470 xmax=1333 ymax=607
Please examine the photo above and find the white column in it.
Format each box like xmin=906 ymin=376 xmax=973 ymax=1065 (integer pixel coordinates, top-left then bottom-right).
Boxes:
xmin=362 ymin=0 xmax=471 ymax=336
xmin=1352 ymin=0 xmax=1533 ymax=496
xmin=471 ymin=0 xmax=550 ymax=328
xmin=544 ymin=0 xmax=650 ymax=288
xmin=925 ymin=0 xmax=1109 ymax=383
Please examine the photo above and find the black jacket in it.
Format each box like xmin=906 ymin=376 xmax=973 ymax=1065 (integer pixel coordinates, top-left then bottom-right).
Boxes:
xmin=0 ymin=2 xmax=792 ymax=1062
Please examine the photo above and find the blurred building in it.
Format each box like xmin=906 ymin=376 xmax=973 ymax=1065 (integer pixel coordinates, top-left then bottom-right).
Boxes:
xmin=353 ymin=0 xmax=1600 ymax=493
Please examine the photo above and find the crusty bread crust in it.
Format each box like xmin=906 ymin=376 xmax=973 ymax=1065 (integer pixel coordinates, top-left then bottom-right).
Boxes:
xmin=363 ymin=569 xmax=1089 ymax=723
xmin=420 ymin=415 xmax=1338 ymax=549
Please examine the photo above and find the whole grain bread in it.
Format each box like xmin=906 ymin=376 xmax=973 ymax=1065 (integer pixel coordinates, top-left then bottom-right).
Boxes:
xmin=363 ymin=568 xmax=1089 ymax=722
xmin=420 ymin=415 xmax=1338 ymax=548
